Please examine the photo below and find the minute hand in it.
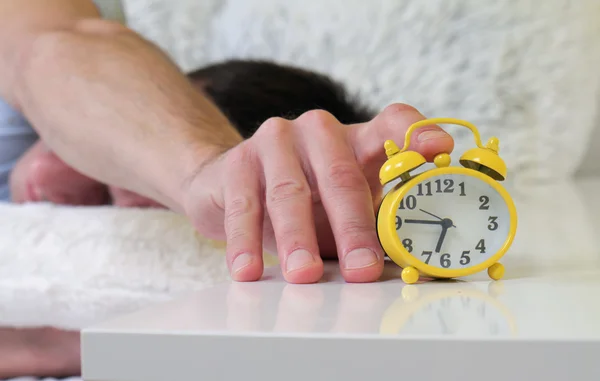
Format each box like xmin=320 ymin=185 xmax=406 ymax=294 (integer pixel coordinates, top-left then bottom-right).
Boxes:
xmin=405 ymin=219 xmax=444 ymax=225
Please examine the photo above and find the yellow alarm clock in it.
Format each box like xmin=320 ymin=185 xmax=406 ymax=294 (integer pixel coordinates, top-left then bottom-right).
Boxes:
xmin=377 ymin=118 xmax=517 ymax=284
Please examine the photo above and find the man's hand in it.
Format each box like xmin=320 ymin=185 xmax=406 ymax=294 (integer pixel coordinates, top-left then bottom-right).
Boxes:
xmin=185 ymin=104 xmax=454 ymax=284
xmin=10 ymin=140 xmax=110 ymax=205
xmin=0 ymin=327 xmax=80 ymax=378
xmin=10 ymin=140 xmax=167 ymax=207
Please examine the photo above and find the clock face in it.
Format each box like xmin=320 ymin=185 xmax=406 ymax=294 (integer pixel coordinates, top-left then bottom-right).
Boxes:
xmin=394 ymin=172 xmax=511 ymax=270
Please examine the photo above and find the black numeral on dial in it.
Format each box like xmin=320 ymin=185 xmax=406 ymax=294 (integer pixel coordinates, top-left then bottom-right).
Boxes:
xmin=416 ymin=180 xmax=467 ymax=196
xmin=488 ymin=216 xmax=498 ymax=230
xmin=399 ymin=195 xmax=417 ymax=210
xmin=420 ymin=250 xmax=476 ymax=267
xmin=440 ymin=253 xmax=451 ymax=268
xmin=402 ymin=238 xmax=413 ymax=252
xmin=395 ymin=216 xmax=402 ymax=230
xmin=421 ymin=250 xmax=432 ymax=264
xmin=479 ymin=195 xmax=490 ymax=210
xmin=476 ymin=239 xmax=486 ymax=253
xmin=434 ymin=179 xmax=454 ymax=193
xmin=460 ymin=250 xmax=471 ymax=265
xmin=416 ymin=182 xmax=433 ymax=196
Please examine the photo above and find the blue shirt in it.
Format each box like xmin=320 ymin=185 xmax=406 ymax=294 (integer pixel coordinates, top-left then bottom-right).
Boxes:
xmin=0 ymin=100 xmax=37 ymax=201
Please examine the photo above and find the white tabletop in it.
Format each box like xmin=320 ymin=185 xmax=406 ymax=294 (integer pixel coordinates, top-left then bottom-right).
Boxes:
xmin=81 ymin=179 xmax=600 ymax=381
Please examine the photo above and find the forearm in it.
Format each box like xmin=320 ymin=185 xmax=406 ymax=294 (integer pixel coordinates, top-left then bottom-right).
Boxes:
xmin=14 ymin=24 xmax=240 ymax=210
xmin=0 ymin=0 xmax=100 ymax=102
xmin=1 ymin=2 xmax=242 ymax=211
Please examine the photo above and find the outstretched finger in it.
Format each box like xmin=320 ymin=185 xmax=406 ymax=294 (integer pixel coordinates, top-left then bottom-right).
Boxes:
xmin=297 ymin=110 xmax=384 ymax=283
xmin=223 ymin=145 xmax=265 ymax=282
xmin=256 ymin=118 xmax=323 ymax=284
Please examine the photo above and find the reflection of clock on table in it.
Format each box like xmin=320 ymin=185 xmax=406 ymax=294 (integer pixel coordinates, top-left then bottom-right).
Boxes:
xmin=377 ymin=118 xmax=518 ymax=284
xmin=380 ymin=283 xmax=517 ymax=336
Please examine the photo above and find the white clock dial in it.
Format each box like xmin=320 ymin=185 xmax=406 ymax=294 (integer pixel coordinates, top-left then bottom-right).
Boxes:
xmin=395 ymin=173 xmax=510 ymax=270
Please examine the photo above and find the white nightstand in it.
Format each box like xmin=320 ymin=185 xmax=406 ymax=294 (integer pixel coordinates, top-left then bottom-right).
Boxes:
xmin=81 ymin=179 xmax=600 ymax=381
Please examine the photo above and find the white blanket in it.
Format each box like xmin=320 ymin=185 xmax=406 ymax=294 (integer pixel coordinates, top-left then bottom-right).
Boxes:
xmin=0 ymin=202 xmax=277 ymax=330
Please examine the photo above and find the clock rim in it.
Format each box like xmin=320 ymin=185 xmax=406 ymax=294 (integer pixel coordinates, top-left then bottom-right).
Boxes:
xmin=376 ymin=166 xmax=517 ymax=279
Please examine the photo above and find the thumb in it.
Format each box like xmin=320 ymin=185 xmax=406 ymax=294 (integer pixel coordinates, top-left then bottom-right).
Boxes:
xmin=346 ymin=103 xmax=454 ymax=168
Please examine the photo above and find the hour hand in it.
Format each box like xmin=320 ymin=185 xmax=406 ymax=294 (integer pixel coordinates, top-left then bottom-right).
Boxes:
xmin=435 ymin=226 xmax=449 ymax=253
xmin=405 ymin=219 xmax=444 ymax=225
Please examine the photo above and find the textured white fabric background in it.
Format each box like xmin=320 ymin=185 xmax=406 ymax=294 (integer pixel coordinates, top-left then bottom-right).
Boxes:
xmin=124 ymin=0 xmax=600 ymax=184
xmin=2 ymin=1 xmax=600 ymax=379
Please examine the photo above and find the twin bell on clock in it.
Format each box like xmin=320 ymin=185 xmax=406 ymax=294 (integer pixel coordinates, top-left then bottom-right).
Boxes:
xmin=376 ymin=118 xmax=517 ymax=284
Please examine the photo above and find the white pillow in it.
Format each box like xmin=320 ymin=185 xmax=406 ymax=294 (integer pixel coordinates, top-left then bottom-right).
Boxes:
xmin=125 ymin=0 xmax=600 ymax=185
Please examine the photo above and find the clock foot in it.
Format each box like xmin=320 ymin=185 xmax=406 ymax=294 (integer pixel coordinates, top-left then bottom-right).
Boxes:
xmin=401 ymin=267 xmax=420 ymax=284
xmin=488 ymin=263 xmax=505 ymax=280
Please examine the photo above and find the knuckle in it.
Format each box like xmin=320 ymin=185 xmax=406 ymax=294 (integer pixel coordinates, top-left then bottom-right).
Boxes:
xmin=268 ymin=178 xmax=311 ymax=205
xmin=257 ymin=117 xmax=291 ymax=139
xmin=325 ymin=161 xmax=368 ymax=193
xmin=339 ymin=218 xmax=373 ymax=236
xmin=296 ymin=109 xmax=337 ymax=131
xmin=224 ymin=142 xmax=252 ymax=167
xmin=226 ymin=224 xmax=251 ymax=244
xmin=28 ymin=155 xmax=50 ymax=180
xmin=381 ymin=103 xmax=420 ymax=120
xmin=225 ymin=195 xmax=257 ymax=221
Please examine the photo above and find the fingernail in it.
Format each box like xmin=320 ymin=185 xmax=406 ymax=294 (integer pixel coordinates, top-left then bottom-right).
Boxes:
xmin=344 ymin=248 xmax=379 ymax=270
xmin=232 ymin=253 xmax=253 ymax=273
xmin=286 ymin=249 xmax=315 ymax=272
xmin=417 ymin=130 xmax=449 ymax=142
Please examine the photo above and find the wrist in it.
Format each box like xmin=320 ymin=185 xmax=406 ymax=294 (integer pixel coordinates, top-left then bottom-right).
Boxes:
xmin=153 ymin=125 xmax=241 ymax=214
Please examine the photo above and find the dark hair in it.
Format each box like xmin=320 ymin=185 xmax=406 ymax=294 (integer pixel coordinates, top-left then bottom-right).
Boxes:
xmin=188 ymin=59 xmax=375 ymax=138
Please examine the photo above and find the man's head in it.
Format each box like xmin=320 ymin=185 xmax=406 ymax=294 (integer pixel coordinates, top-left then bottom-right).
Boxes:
xmin=10 ymin=59 xmax=376 ymax=206
xmin=188 ymin=59 xmax=375 ymax=138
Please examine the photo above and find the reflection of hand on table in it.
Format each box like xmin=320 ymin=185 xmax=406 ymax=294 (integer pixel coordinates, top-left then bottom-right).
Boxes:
xmin=0 ymin=327 xmax=80 ymax=379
